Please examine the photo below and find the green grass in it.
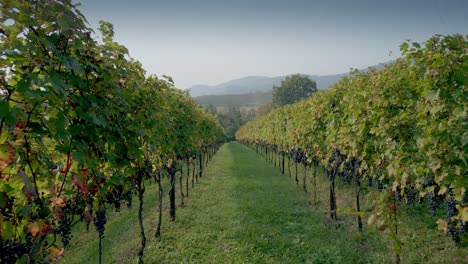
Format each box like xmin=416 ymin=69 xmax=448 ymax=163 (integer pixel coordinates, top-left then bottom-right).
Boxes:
xmin=61 ymin=142 xmax=465 ymax=263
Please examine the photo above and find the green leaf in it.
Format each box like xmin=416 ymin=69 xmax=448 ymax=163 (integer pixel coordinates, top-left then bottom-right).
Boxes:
xmin=400 ymin=42 xmax=408 ymax=54
xmin=2 ymin=182 xmax=15 ymax=193
xmin=1 ymin=220 xmax=16 ymax=239
xmin=0 ymin=100 xmax=9 ymax=117
xmin=17 ymin=81 xmax=29 ymax=93
xmin=72 ymin=151 xmax=86 ymax=164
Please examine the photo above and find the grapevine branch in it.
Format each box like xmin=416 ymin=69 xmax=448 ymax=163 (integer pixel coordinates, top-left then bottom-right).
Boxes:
xmin=57 ymin=136 xmax=74 ymax=198
xmin=24 ymin=102 xmax=40 ymax=200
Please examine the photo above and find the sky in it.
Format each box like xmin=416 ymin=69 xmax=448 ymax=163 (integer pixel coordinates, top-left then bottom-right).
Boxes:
xmin=76 ymin=0 xmax=468 ymax=89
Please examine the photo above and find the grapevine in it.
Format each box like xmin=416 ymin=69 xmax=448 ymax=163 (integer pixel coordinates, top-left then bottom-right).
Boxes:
xmin=0 ymin=0 xmax=225 ymax=262
xmin=237 ymin=34 xmax=467 ymax=255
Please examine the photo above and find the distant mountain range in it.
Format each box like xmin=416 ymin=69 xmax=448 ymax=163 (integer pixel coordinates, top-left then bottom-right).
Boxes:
xmin=189 ymin=63 xmax=387 ymax=97
xmin=195 ymin=91 xmax=272 ymax=107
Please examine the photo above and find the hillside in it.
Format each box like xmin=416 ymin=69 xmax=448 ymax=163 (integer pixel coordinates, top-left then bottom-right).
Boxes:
xmin=189 ymin=64 xmax=387 ymax=97
xmin=189 ymin=74 xmax=340 ymax=97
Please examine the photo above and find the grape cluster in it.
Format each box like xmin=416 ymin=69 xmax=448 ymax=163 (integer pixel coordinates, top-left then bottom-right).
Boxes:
xmin=123 ymin=191 xmax=133 ymax=209
xmin=395 ymin=186 xmax=403 ymax=202
xmin=106 ymin=185 xmax=124 ymax=212
xmin=426 ymin=192 xmax=438 ymax=216
xmin=295 ymin=150 xmax=304 ymax=163
xmin=93 ymin=209 xmax=107 ymax=239
xmin=366 ymin=176 xmax=373 ymax=187
xmin=445 ymin=199 xmax=457 ymax=220
xmin=339 ymin=161 xmax=353 ymax=184
xmin=1 ymin=239 xmax=27 ymax=263
xmin=57 ymin=211 xmax=72 ymax=247
xmin=422 ymin=177 xmax=435 ymax=187
xmin=448 ymin=223 xmax=461 ymax=245
xmin=337 ymin=158 xmax=361 ymax=184
xmin=405 ymin=185 xmax=419 ymax=205
xmin=374 ymin=179 xmax=384 ymax=192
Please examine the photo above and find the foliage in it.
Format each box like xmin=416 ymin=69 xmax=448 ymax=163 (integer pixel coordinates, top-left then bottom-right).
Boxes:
xmin=0 ymin=0 xmax=225 ymax=262
xmin=272 ymin=74 xmax=317 ymax=107
xmin=237 ymin=34 xmax=467 ymax=250
xmin=216 ymin=107 xmax=253 ymax=141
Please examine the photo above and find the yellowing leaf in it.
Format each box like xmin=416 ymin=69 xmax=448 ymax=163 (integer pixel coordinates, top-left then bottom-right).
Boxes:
xmin=47 ymin=245 xmax=64 ymax=261
xmin=27 ymin=220 xmax=52 ymax=237
xmin=377 ymin=219 xmax=388 ymax=231
xmin=0 ymin=129 xmax=8 ymax=144
xmin=27 ymin=221 xmax=41 ymax=237
xmin=457 ymin=206 xmax=468 ymax=222
xmin=438 ymin=186 xmax=448 ymax=196
xmin=367 ymin=214 xmax=377 ymax=225
xmin=167 ymin=158 xmax=173 ymax=168
xmin=49 ymin=197 xmax=66 ymax=209
xmin=436 ymin=219 xmax=447 ymax=234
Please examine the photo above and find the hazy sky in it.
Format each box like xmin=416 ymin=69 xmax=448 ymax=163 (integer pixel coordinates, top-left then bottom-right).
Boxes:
xmin=77 ymin=0 xmax=468 ymax=88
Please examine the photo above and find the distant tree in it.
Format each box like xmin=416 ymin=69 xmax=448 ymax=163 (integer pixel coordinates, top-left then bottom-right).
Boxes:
xmin=244 ymin=108 xmax=256 ymax=122
xmin=216 ymin=106 xmax=255 ymax=140
xmin=205 ymin=104 xmax=217 ymax=116
xmin=272 ymin=74 xmax=317 ymax=107
xmin=216 ymin=107 xmax=251 ymax=140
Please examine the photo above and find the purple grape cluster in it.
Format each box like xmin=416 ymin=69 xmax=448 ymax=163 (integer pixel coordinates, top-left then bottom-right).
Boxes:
xmin=93 ymin=208 xmax=107 ymax=239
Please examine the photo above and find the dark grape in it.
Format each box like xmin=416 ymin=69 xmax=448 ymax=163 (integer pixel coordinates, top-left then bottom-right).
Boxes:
xmin=422 ymin=177 xmax=435 ymax=187
xmin=445 ymin=199 xmax=457 ymax=220
xmin=339 ymin=161 xmax=353 ymax=184
xmin=124 ymin=191 xmax=133 ymax=209
xmin=296 ymin=150 xmax=303 ymax=163
xmin=106 ymin=186 xmax=125 ymax=212
xmin=93 ymin=208 xmax=107 ymax=239
xmin=1 ymin=239 xmax=27 ymax=263
xmin=427 ymin=192 xmax=438 ymax=216
xmin=367 ymin=176 xmax=372 ymax=187
xmin=405 ymin=185 xmax=419 ymax=205
xmin=374 ymin=179 xmax=384 ymax=192
xmin=448 ymin=224 xmax=460 ymax=245
xmin=57 ymin=211 xmax=72 ymax=247
xmin=395 ymin=186 xmax=402 ymax=202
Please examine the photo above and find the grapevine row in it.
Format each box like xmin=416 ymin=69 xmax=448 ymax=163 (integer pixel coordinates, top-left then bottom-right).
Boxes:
xmin=237 ymin=34 xmax=467 ymax=260
xmin=0 ymin=0 xmax=225 ymax=263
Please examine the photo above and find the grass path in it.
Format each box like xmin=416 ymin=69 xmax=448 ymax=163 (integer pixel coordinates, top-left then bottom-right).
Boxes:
xmin=62 ymin=142 xmax=386 ymax=263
